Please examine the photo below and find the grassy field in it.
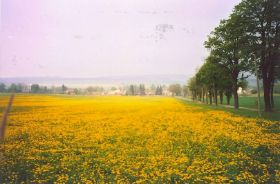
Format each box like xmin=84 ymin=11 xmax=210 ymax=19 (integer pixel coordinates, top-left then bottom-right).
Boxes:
xmin=228 ymin=95 xmax=280 ymax=111
xmin=0 ymin=95 xmax=279 ymax=183
xmin=180 ymin=97 xmax=280 ymax=121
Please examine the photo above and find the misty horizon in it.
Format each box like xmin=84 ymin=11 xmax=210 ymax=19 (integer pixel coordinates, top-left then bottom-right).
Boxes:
xmin=0 ymin=73 xmax=190 ymax=79
xmin=0 ymin=0 xmax=241 ymax=78
xmin=0 ymin=74 xmax=190 ymax=87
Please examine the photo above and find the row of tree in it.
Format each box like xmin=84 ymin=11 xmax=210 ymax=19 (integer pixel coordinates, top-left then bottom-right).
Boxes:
xmin=188 ymin=59 xmax=248 ymax=106
xmin=0 ymin=83 xmax=69 ymax=94
xmin=189 ymin=0 xmax=280 ymax=112
xmin=127 ymin=84 xmax=189 ymax=96
xmin=0 ymin=83 xmax=26 ymax=93
xmin=1 ymin=83 xmax=187 ymax=96
xmin=126 ymin=84 xmax=162 ymax=96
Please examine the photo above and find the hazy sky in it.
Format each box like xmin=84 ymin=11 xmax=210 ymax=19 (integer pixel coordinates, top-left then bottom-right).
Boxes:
xmin=0 ymin=0 xmax=241 ymax=78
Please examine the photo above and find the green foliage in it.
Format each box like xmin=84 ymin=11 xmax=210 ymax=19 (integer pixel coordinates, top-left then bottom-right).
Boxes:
xmin=0 ymin=83 xmax=6 ymax=92
xmin=250 ymin=89 xmax=257 ymax=94
xmin=197 ymin=58 xmax=231 ymax=90
xmin=139 ymin=84 xmax=146 ymax=96
xmin=182 ymin=85 xmax=188 ymax=97
xmin=233 ymin=0 xmax=280 ymax=111
xmin=168 ymin=84 xmax=182 ymax=96
xmin=31 ymin=84 xmax=40 ymax=93
xmin=128 ymin=85 xmax=135 ymax=95
xmin=187 ymin=77 xmax=198 ymax=100
xmin=62 ymin=84 xmax=67 ymax=93
xmin=155 ymin=86 xmax=163 ymax=95
xmin=189 ymin=0 xmax=280 ymax=111
xmin=111 ymin=87 xmax=117 ymax=91
xmin=86 ymin=86 xmax=104 ymax=93
xmin=8 ymin=83 xmax=23 ymax=93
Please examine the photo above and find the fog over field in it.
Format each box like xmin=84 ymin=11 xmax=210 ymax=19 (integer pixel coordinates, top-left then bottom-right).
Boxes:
xmin=0 ymin=74 xmax=189 ymax=87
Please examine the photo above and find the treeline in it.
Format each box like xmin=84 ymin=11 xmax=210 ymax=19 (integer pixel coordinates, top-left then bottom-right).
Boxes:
xmin=189 ymin=0 xmax=280 ymax=112
xmin=0 ymin=83 xmax=70 ymax=94
xmin=0 ymin=83 xmax=106 ymax=95
xmin=126 ymin=84 xmax=147 ymax=96
xmin=0 ymin=83 xmax=190 ymax=96
xmin=125 ymin=84 xmax=188 ymax=96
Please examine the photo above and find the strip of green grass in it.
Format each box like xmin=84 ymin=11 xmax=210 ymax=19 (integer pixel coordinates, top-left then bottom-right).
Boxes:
xmin=179 ymin=99 xmax=280 ymax=121
xmin=229 ymin=95 xmax=280 ymax=111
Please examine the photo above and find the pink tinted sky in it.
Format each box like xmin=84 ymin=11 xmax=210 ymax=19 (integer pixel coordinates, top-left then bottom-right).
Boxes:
xmin=0 ymin=0 xmax=241 ymax=78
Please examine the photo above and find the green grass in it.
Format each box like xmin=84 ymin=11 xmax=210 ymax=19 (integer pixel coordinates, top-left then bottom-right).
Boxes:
xmin=179 ymin=98 xmax=280 ymax=121
xmin=229 ymin=95 xmax=280 ymax=111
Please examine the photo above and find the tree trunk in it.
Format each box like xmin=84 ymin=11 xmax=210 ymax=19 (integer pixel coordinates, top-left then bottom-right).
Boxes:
xmin=202 ymin=88 xmax=205 ymax=103
xmin=271 ymin=81 xmax=274 ymax=109
xmin=263 ymin=85 xmax=272 ymax=111
xmin=269 ymin=56 xmax=276 ymax=110
xmin=206 ymin=90 xmax=208 ymax=104
xmin=232 ymin=82 xmax=239 ymax=109
xmin=263 ymin=80 xmax=272 ymax=112
xmin=259 ymin=23 xmax=273 ymax=112
xmin=226 ymin=95 xmax=230 ymax=105
xmin=192 ymin=91 xmax=195 ymax=101
xmin=209 ymin=90 xmax=212 ymax=105
xmin=262 ymin=67 xmax=272 ymax=112
xmin=219 ymin=91 xmax=223 ymax=104
xmin=233 ymin=90 xmax=239 ymax=109
xmin=230 ymin=68 xmax=240 ymax=109
xmin=214 ymin=88 xmax=218 ymax=106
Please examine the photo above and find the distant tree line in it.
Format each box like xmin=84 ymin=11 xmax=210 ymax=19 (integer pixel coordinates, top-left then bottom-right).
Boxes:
xmin=155 ymin=86 xmax=163 ymax=95
xmin=0 ymin=83 xmax=189 ymax=96
xmin=126 ymin=84 xmax=146 ymax=96
xmin=0 ymin=83 xmax=76 ymax=94
xmin=188 ymin=0 xmax=280 ymax=112
xmin=168 ymin=84 xmax=182 ymax=96
xmin=0 ymin=83 xmax=70 ymax=94
xmin=125 ymin=84 xmax=188 ymax=96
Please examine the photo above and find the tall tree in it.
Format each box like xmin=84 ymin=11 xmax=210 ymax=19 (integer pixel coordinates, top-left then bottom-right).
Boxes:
xmin=234 ymin=0 xmax=280 ymax=111
xmin=129 ymin=85 xmax=135 ymax=96
xmin=169 ymin=84 xmax=182 ymax=96
xmin=0 ymin=83 xmax=6 ymax=92
xmin=8 ymin=83 xmax=23 ymax=93
xmin=196 ymin=57 xmax=232 ymax=106
xmin=62 ymin=84 xmax=67 ymax=94
xmin=205 ymin=15 xmax=250 ymax=109
xmin=139 ymin=84 xmax=146 ymax=96
xmin=155 ymin=86 xmax=163 ymax=95
xmin=188 ymin=77 xmax=198 ymax=100
xmin=182 ymin=85 xmax=189 ymax=97
xmin=31 ymin=84 xmax=40 ymax=93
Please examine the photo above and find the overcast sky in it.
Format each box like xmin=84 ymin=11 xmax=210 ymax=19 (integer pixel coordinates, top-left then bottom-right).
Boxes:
xmin=0 ymin=0 xmax=241 ymax=78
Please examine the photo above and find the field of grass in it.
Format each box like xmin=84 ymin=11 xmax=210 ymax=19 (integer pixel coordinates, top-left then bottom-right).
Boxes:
xmin=0 ymin=95 xmax=279 ymax=183
xmin=229 ymin=95 xmax=280 ymax=111
xmin=180 ymin=98 xmax=280 ymax=121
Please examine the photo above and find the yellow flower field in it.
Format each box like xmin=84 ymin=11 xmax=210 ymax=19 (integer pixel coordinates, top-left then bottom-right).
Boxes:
xmin=0 ymin=95 xmax=279 ymax=183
